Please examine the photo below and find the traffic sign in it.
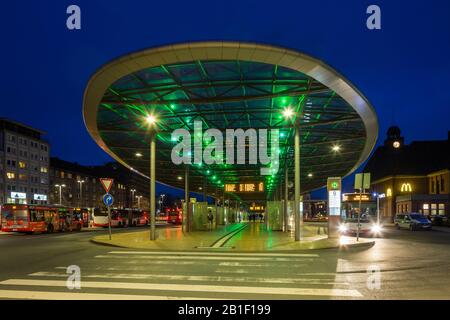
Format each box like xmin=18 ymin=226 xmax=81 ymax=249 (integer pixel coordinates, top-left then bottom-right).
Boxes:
xmin=100 ymin=178 xmax=114 ymax=193
xmin=103 ymin=193 xmax=114 ymax=207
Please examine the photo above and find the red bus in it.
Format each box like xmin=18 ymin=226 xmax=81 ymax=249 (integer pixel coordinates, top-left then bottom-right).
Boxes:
xmin=93 ymin=208 xmax=129 ymax=227
xmin=130 ymin=210 xmax=149 ymax=226
xmin=1 ymin=204 xmax=83 ymax=234
xmin=168 ymin=208 xmax=182 ymax=225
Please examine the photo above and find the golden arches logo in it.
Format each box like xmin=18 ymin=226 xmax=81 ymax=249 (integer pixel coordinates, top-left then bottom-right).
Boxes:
xmin=401 ymin=183 xmax=412 ymax=192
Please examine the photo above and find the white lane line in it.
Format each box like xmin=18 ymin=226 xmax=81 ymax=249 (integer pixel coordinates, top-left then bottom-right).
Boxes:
xmin=0 ymin=279 xmax=362 ymax=297
xmin=0 ymin=289 xmax=220 ymax=300
xmin=214 ymin=269 xmax=249 ymax=274
xmin=95 ymin=255 xmax=314 ymax=262
xmin=109 ymin=251 xmax=319 ymax=257
xmin=29 ymin=272 xmax=349 ymax=286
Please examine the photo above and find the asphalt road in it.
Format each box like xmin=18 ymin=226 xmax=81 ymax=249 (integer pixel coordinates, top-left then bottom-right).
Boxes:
xmin=0 ymin=223 xmax=449 ymax=300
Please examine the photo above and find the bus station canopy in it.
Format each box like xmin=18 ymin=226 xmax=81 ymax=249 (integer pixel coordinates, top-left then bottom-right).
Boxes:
xmin=83 ymin=42 xmax=378 ymax=200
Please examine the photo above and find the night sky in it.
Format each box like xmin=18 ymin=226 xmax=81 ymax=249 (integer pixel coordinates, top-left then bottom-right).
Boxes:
xmin=1 ymin=0 xmax=449 ymax=198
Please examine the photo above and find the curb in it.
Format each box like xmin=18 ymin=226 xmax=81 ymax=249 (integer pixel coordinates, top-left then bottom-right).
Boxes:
xmin=338 ymin=240 xmax=376 ymax=250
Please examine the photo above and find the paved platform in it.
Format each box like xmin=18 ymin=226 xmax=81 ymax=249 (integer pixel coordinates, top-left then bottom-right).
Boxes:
xmin=91 ymin=222 xmax=375 ymax=251
xmin=91 ymin=223 xmax=247 ymax=250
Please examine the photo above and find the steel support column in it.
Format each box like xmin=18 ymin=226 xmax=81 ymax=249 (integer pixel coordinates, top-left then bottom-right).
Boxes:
xmin=294 ymin=126 xmax=301 ymax=241
xmin=184 ymin=166 xmax=190 ymax=232
xmin=150 ymin=133 xmax=156 ymax=240
xmin=284 ymin=163 xmax=289 ymax=232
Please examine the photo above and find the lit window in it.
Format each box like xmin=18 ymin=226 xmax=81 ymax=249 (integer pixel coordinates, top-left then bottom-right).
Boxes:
xmin=40 ymin=167 xmax=48 ymax=173
xmin=438 ymin=203 xmax=445 ymax=215
xmin=6 ymin=172 xmax=15 ymax=179
xmin=431 ymin=204 xmax=437 ymax=215
xmin=19 ymin=161 xmax=27 ymax=169
xmin=423 ymin=203 xmax=429 ymax=215
xmin=19 ymin=174 xmax=27 ymax=181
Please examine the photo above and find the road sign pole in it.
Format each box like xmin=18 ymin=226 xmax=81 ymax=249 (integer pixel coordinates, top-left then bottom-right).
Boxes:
xmin=377 ymin=195 xmax=380 ymax=225
xmin=357 ymin=174 xmax=363 ymax=241
xmin=108 ymin=205 xmax=112 ymax=240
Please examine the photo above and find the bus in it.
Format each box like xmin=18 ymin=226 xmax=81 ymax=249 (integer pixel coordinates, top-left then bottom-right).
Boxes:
xmin=130 ymin=210 xmax=149 ymax=226
xmin=93 ymin=208 xmax=129 ymax=227
xmin=1 ymin=204 xmax=83 ymax=234
xmin=72 ymin=207 xmax=90 ymax=227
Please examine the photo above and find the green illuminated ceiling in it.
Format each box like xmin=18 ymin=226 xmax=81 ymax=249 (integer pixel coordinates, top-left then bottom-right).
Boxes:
xmin=95 ymin=59 xmax=366 ymax=199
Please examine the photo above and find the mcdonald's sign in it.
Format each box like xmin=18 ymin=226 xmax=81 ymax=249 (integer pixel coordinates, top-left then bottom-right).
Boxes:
xmin=401 ymin=183 xmax=412 ymax=192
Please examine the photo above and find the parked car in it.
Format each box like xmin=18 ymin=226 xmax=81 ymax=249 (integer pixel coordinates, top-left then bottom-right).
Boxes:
xmin=395 ymin=213 xmax=432 ymax=231
xmin=428 ymin=215 xmax=449 ymax=227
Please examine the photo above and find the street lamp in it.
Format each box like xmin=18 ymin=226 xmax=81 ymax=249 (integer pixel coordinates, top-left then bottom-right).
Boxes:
xmin=282 ymin=107 xmax=294 ymax=119
xmin=145 ymin=114 xmax=157 ymax=125
xmin=77 ymin=180 xmax=85 ymax=207
xmin=373 ymin=192 xmax=386 ymax=225
xmin=55 ymin=184 xmax=66 ymax=205
xmin=144 ymin=113 xmax=158 ymax=240
xmin=332 ymin=145 xmax=341 ymax=152
xmin=130 ymin=189 xmax=136 ymax=208
xmin=159 ymin=194 xmax=166 ymax=212
xmin=136 ymin=195 xmax=143 ymax=210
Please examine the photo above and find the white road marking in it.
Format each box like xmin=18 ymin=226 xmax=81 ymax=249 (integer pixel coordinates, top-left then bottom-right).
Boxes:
xmin=214 ymin=269 xmax=249 ymax=274
xmin=95 ymin=255 xmax=314 ymax=262
xmin=109 ymin=251 xmax=319 ymax=257
xmin=0 ymin=279 xmax=362 ymax=297
xmin=0 ymin=289 xmax=220 ymax=300
xmin=29 ymin=271 xmax=349 ymax=286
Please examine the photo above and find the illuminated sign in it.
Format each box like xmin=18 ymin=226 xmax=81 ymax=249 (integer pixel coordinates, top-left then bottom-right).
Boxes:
xmin=33 ymin=194 xmax=47 ymax=201
xmin=11 ymin=192 xmax=26 ymax=199
xmin=327 ymin=177 xmax=342 ymax=216
xmin=401 ymin=183 xmax=412 ymax=192
xmin=327 ymin=177 xmax=341 ymax=191
xmin=328 ymin=190 xmax=341 ymax=215
xmin=386 ymin=188 xmax=392 ymax=197
xmin=249 ymin=205 xmax=265 ymax=211
xmin=225 ymin=182 xmax=264 ymax=193
xmin=342 ymin=193 xmax=371 ymax=202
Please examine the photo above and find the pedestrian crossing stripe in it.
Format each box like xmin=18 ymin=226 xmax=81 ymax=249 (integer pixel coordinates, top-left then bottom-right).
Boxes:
xmin=0 ymin=289 xmax=222 ymax=300
xmin=108 ymin=251 xmax=319 ymax=257
xmin=28 ymin=271 xmax=350 ymax=286
xmin=94 ymin=255 xmax=315 ymax=262
xmin=0 ymin=279 xmax=363 ymax=297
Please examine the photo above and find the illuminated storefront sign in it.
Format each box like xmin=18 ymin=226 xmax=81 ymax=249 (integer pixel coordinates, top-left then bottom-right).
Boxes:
xmin=33 ymin=194 xmax=47 ymax=201
xmin=10 ymin=192 xmax=26 ymax=199
xmin=386 ymin=188 xmax=392 ymax=197
xmin=225 ymin=182 xmax=264 ymax=193
xmin=249 ymin=205 xmax=265 ymax=211
xmin=401 ymin=183 xmax=412 ymax=192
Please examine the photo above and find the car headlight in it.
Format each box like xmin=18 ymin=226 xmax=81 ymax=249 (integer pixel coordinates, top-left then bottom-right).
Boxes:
xmin=371 ymin=224 xmax=382 ymax=233
xmin=338 ymin=224 xmax=348 ymax=233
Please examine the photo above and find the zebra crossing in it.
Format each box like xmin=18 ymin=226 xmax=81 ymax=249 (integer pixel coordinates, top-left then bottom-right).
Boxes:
xmin=0 ymin=250 xmax=363 ymax=299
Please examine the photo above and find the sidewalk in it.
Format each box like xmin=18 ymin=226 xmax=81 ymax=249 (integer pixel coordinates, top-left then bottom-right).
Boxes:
xmin=92 ymin=222 xmax=374 ymax=251
xmin=91 ymin=223 xmax=246 ymax=250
